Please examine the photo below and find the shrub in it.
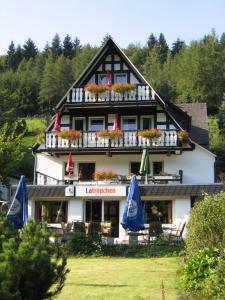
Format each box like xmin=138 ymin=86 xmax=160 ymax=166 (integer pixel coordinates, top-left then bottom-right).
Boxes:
xmin=66 ymin=231 xmax=103 ymax=256
xmin=180 ymin=247 xmax=219 ymax=292
xmin=208 ymin=252 xmax=225 ymax=299
xmin=185 ymin=192 xmax=225 ymax=257
xmin=0 ymin=220 xmax=69 ymax=300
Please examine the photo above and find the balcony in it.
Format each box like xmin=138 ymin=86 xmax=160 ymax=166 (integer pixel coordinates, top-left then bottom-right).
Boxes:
xmin=45 ymin=130 xmax=179 ymax=151
xmin=65 ymin=84 xmax=155 ymax=104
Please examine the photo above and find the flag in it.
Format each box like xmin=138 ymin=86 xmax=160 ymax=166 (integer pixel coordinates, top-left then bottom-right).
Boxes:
xmin=53 ymin=112 xmax=60 ymax=132
xmin=106 ymin=70 xmax=111 ymax=87
xmin=7 ymin=175 xmax=28 ymax=229
xmin=113 ymin=114 xmax=119 ymax=130
xmin=121 ymin=175 xmax=145 ymax=231
xmin=66 ymin=152 xmax=74 ymax=174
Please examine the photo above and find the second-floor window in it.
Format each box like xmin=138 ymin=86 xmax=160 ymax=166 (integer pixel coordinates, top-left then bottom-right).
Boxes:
xmin=141 ymin=116 xmax=154 ymax=130
xmin=89 ymin=117 xmax=105 ymax=131
xmin=115 ymin=74 xmax=127 ymax=83
xmin=121 ymin=116 xmax=137 ymax=131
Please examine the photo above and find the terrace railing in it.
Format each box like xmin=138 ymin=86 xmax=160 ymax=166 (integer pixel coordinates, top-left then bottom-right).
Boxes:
xmin=66 ymin=84 xmax=154 ymax=104
xmin=45 ymin=130 xmax=178 ymax=150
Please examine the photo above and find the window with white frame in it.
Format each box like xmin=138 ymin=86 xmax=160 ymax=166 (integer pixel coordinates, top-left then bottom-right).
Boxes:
xmin=121 ymin=116 xmax=137 ymax=131
xmin=89 ymin=117 xmax=105 ymax=131
xmin=114 ymin=73 xmax=127 ymax=83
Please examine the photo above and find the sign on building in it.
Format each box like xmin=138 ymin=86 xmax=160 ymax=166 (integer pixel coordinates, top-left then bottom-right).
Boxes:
xmin=76 ymin=185 xmax=127 ymax=197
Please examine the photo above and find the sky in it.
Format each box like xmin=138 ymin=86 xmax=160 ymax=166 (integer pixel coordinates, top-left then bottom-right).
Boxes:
xmin=0 ymin=0 xmax=225 ymax=54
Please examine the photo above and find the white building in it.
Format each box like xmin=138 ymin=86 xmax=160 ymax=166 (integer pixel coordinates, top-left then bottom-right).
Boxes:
xmin=23 ymin=37 xmax=222 ymax=241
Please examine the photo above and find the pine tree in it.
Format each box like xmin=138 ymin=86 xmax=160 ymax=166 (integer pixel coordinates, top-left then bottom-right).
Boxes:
xmin=171 ymin=38 xmax=185 ymax=57
xmin=23 ymin=38 xmax=38 ymax=60
xmin=63 ymin=34 xmax=74 ymax=59
xmin=73 ymin=37 xmax=81 ymax=56
xmin=50 ymin=33 xmax=62 ymax=60
xmin=147 ymin=33 xmax=158 ymax=50
xmin=6 ymin=41 xmax=17 ymax=71
xmin=158 ymin=33 xmax=169 ymax=64
xmin=14 ymin=45 xmax=24 ymax=67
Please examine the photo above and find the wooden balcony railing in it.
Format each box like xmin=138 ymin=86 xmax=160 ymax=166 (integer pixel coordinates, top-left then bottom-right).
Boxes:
xmin=66 ymin=84 xmax=154 ymax=104
xmin=45 ymin=130 xmax=178 ymax=150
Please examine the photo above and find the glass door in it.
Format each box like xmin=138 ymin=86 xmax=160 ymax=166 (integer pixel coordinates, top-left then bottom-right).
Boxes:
xmin=104 ymin=201 xmax=119 ymax=237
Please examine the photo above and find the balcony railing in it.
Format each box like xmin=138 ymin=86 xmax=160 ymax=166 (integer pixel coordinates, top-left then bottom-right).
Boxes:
xmin=66 ymin=84 xmax=154 ymax=104
xmin=45 ymin=130 xmax=178 ymax=150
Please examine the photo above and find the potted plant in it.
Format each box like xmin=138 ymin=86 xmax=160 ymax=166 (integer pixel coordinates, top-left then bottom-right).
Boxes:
xmin=57 ymin=130 xmax=81 ymax=140
xmin=111 ymin=83 xmax=136 ymax=93
xmin=137 ymin=128 xmax=161 ymax=140
xmin=84 ymin=84 xmax=109 ymax=95
xmin=96 ymin=129 xmax=123 ymax=140
xmin=177 ymin=130 xmax=189 ymax=145
xmin=93 ymin=171 xmax=117 ymax=181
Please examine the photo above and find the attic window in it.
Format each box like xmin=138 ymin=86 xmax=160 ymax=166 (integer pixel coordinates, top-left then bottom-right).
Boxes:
xmin=99 ymin=74 xmax=107 ymax=84
xmin=115 ymin=74 xmax=127 ymax=84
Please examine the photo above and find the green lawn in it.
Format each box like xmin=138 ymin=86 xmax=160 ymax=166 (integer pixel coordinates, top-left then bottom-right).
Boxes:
xmin=55 ymin=257 xmax=180 ymax=300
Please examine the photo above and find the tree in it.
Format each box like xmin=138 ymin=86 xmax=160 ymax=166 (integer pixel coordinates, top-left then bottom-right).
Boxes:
xmin=73 ymin=37 xmax=81 ymax=56
xmin=171 ymin=38 xmax=185 ymax=57
xmin=0 ymin=120 xmax=26 ymax=183
xmin=51 ymin=33 xmax=62 ymax=60
xmin=0 ymin=220 xmax=69 ymax=300
xmin=147 ymin=33 xmax=158 ymax=50
xmin=157 ymin=33 xmax=169 ymax=64
xmin=23 ymin=38 xmax=38 ymax=60
xmin=63 ymin=34 xmax=74 ymax=59
xmin=6 ymin=41 xmax=17 ymax=71
xmin=218 ymin=99 xmax=225 ymax=136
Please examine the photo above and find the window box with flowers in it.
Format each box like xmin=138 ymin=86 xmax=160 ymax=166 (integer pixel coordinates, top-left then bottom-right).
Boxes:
xmin=111 ymin=83 xmax=136 ymax=94
xmin=57 ymin=130 xmax=81 ymax=141
xmin=96 ymin=129 xmax=123 ymax=140
xmin=137 ymin=128 xmax=161 ymax=143
xmin=177 ymin=130 xmax=189 ymax=145
xmin=84 ymin=84 xmax=109 ymax=95
xmin=93 ymin=171 xmax=118 ymax=183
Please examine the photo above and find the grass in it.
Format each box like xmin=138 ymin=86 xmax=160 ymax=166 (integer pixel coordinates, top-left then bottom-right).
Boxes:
xmin=55 ymin=257 xmax=180 ymax=300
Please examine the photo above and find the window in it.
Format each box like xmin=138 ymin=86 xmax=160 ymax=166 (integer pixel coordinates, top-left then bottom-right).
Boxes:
xmin=78 ymin=163 xmax=95 ymax=181
xmin=99 ymin=74 xmax=106 ymax=84
xmin=130 ymin=162 xmax=141 ymax=175
xmin=121 ymin=117 xmax=137 ymax=130
xmin=141 ymin=116 xmax=154 ymax=130
xmin=115 ymin=74 xmax=127 ymax=83
xmin=143 ymin=200 xmax=172 ymax=224
xmin=85 ymin=200 xmax=102 ymax=222
xmin=89 ymin=118 xmax=104 ymax=131
xmin=35 ymin=201 xmax=68 ymax=223
xmin=153 ymin=162 xmax=163 ymax=175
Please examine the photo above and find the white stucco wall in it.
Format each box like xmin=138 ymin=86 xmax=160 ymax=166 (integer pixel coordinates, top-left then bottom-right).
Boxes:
xmin=36 ymin=144 xmax=215 ymax=184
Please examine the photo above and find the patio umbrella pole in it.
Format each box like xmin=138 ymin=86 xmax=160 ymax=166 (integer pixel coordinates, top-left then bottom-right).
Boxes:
xmin=145 ymin=173 xmax=148 ymax=184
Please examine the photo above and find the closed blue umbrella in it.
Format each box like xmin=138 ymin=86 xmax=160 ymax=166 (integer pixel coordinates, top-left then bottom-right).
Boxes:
xmin=121 ymin=175 xmax=145 ymax=231
xmin=7 ymin=175 xmax=28 ymax=229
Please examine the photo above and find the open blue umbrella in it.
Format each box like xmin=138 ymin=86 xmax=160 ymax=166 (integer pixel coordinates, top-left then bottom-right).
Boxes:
xmin=121 ymin=175 xmax=145 ymax=231
xmin=7 ymin=175 xmax=28 ymax=229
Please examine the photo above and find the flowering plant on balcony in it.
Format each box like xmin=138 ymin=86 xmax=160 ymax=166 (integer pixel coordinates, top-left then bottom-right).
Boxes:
xmin=84 ymin=84 xmax=109 ymax=94
xmin=93 ymin=171 xmax=117 ymax=181
xmin=111 ymin=83 xmax=136 ymax=93
xmin=177 ymin=130 xmax=189 ymax=143
xmin=137 ymin=128 xmax=161 ymax=139
xmin=57 ymin=130 xmax=81 ymax=140
xmin=96 ymin=129 xmax=123 ymax=140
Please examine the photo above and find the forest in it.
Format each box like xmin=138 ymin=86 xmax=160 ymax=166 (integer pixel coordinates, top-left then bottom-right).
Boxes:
xmin=0 ymin=31 xmax=225 ymax=182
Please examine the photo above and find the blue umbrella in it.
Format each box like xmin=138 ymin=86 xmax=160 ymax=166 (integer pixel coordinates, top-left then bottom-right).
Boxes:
xmin=121 ymin=175 xmax=145 ymax=231
xmin=7 ymin=175 xmax=28 ymax=229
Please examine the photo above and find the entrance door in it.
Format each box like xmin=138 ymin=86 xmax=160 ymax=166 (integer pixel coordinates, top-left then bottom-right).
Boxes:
xmin=104 ymin=201 xmax=119 ymax=237
xmin=85 ymin=200 xmax=102 ymax=222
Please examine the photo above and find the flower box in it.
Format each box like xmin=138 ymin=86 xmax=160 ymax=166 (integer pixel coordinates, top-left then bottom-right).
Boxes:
xmin=137 ymin=129 xmax=161 ymax=139
xmin=177 ymin=130 xmax=189 ymax=144
xmin=84 ymin=84 xmax=109 ymax=94
xmin=57 ymin=130 xmax=81 ymax=140
xmin=96 ymin=129 xmax=123 ymax=140
xmin=93 ymin=171 xmax=117 ymax=181
xmin=111 ymin=83 xmax=136 ymax=93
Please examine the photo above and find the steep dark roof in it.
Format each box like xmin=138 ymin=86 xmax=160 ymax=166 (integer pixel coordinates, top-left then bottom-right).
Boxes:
xmin=177 ymin=103 xmax=209 ymax=147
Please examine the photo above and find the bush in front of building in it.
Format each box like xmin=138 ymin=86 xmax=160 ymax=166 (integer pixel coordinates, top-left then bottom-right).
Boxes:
xmin=0 ymin=220 xmax=69 ymax=300
xmin=185 ymin=192 xmax=225 ymax=258
xmin=67 ymin=231 xmax=103 ymax=256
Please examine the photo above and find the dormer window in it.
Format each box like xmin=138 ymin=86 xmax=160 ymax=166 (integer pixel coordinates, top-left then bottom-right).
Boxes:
xmin=115 ymin=74 xmax=127 ymax=83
